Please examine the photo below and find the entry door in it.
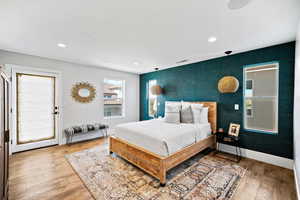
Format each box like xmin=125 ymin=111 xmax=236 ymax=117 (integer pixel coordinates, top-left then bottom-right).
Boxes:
xmin=0 ymin=71 xmax=9 ymax=200
xmin=12 ymin=69 xmax=59 ymax=152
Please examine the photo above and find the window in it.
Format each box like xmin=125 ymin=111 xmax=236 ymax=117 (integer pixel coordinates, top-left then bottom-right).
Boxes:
xmin=148 ymin=80 xmax=157 ymax=117
xmin=243 ymin=62 xmax=279 ymax=134
xmin=103 ymin=79 xmax=125 ymax=118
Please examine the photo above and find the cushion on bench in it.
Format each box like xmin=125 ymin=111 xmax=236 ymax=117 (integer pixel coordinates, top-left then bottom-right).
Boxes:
xmin=64 ymin=123 xmax=108 ymax=136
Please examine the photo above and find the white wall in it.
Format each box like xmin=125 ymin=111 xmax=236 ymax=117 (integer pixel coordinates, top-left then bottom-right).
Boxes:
xmin=0 ymin=50 xmax=139 ymax=144
xmin=294 ymin=22 xmax=300 ymax=195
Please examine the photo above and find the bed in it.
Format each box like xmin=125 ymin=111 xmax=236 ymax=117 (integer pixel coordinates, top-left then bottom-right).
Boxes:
xmin=109 ymin=102 xmax=217 ymax=186
xmin=114 ymin=119 xmax=212 ymax=157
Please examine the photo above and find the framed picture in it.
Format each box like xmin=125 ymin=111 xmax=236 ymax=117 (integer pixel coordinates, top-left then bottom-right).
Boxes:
xmin=228 ymin=123 xmax=240 ymax=137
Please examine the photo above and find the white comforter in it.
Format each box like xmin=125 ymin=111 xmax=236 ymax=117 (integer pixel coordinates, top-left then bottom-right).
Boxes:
xmin=113 ymin=119 xmax=211 ymax=157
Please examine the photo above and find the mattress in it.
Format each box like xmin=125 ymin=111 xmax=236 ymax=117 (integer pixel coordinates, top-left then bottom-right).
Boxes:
xmin=113 ymin=119 xmax=211 ymax=157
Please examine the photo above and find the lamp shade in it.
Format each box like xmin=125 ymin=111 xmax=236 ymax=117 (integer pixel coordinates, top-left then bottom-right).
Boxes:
xmin=151 ymin=85 xmax=162 ymax=95
xmin=218 ymin=76 xmax=239 ymax=93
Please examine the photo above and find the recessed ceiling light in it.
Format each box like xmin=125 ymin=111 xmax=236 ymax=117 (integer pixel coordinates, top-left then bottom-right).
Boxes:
xmin=208 ymin=36 xmax=217 ymax=43
xmin=133 ymin=61 xmax=140 ymax=66
xmin=227 ymin=0 xmax=252 ymax=10
xmin=57 ymin=43 xmax=67 ymax=48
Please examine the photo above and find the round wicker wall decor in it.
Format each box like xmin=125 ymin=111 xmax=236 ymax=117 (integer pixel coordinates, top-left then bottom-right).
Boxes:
xmin=218 ymin=76 xmax=239 ymax=93
xmin=71 ymin=82 xmax=96 ymax=103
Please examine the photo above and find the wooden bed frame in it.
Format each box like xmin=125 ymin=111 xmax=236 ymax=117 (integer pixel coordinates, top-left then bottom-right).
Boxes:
xmin=109 ymin=102 xmax=217 ymax=186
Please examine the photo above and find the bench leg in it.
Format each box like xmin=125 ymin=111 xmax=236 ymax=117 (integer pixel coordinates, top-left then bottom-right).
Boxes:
xmin=70 ymin=134 xmax=73 ymax=144
xmin=102 ymin=128 xmax=107 ymax=137
xmin=66 ymin=134 xmax=71 ymax=145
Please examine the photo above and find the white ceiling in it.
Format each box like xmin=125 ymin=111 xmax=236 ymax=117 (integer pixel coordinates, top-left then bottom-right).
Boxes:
xmin=0 ymin=0 xmax=299 ymax=74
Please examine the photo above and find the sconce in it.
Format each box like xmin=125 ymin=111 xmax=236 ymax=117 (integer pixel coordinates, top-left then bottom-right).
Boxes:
xmin=151 ymin=85 xmax=162 ymax=95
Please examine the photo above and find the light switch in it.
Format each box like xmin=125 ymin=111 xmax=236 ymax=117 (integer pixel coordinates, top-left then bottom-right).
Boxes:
xmin=234 ymin=104 xmax=239 ymax=110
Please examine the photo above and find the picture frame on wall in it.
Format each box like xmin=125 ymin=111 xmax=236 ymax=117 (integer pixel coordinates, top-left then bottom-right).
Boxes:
xmin=228 ymin=123 xmax=240 ymax=137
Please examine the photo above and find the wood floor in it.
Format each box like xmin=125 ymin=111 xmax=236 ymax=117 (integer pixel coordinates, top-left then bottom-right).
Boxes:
xmin=9 ymin=138 xmax=297 ymax=200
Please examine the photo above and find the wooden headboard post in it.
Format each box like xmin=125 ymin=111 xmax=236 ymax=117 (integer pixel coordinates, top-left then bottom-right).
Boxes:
xmin=190 ymin=102 xmax=217 ymax=134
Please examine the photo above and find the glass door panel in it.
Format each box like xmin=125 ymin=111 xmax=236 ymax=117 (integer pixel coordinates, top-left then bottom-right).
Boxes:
xmin=17 ymin=73 xmax=56 ymax=144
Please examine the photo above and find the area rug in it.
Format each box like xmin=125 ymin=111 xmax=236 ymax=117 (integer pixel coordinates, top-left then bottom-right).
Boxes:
xmin=66 ymin=146 xmax=246 ymax=200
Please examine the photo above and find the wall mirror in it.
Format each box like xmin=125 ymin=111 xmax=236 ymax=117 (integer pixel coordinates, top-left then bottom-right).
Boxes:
xmin=78 ymin=88 xmax=90 ymax=97
xmin=71 ymin=82 xmax=96 ymax=103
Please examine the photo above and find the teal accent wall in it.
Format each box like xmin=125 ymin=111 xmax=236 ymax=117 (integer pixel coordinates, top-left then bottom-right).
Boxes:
xmin=140 ymin=42 xmax=295 ymax=159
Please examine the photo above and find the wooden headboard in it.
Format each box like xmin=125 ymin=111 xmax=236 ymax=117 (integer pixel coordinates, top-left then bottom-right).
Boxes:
xmin=189 ymin=102 xmax=217 ymax=134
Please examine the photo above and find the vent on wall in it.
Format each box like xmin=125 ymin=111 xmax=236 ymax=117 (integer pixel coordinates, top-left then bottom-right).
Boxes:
xmin=227 ymin=0 xmax=252 ymax=10
xmin=176 ymin=59 xmax=189 ymax=64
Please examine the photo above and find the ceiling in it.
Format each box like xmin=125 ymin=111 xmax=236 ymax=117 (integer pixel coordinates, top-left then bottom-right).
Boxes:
xmin=0 ymin=0 xmax=299 ymax=74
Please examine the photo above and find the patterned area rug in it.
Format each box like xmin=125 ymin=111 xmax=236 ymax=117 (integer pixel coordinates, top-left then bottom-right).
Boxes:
xmin=66 ymin=146 xmax=246 ymax=200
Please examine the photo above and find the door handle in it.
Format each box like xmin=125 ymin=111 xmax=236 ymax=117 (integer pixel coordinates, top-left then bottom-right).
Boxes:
xmin=52 ymin=111 xmax=59 ymax=115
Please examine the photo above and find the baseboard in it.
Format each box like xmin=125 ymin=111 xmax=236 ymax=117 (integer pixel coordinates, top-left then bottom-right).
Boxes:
xmin=218 ymin=143 xmax=294 ymax=169
xmin=294 ymin=165 xmax=300 ymax=199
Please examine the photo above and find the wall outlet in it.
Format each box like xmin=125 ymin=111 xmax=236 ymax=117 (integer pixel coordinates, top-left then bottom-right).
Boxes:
xmin=234 ymin=104 xmax=239 ymax=110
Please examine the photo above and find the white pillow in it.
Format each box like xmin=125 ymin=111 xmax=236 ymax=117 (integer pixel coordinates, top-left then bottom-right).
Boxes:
xmin=180 ymin=102 xmax=193 ymax=123
xmin=165 ymin=101 xmax=181 ymax=107
xmin=181 ymin=101 xmax=190 ymax=108
xmin=190 ymin=104 xmax=203 ymax=123
xmin=200 ymin=107 xmax=209 ymax=124
xmin=164 ymin=104 xmax=181 ymax=124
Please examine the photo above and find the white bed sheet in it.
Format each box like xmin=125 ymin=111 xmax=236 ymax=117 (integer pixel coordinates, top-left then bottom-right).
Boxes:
xmin=113 ymin=119 xmax=211 ymax=157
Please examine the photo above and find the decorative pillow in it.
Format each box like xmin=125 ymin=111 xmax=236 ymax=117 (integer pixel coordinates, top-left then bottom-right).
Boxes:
xmin=181 ymin=101 xmax=190 ymax=108
xmin=190 ymin=104 xmax=203 ymax=123
xmin=165 ymin=101 xmax=181 ymax=107
xmin=200 ymin=107 xmax=209 ymax=124
xmin=181 ymin=102 xmax=193 ymax=123
xmin=164 ymin=101 xmax=181 ymax=124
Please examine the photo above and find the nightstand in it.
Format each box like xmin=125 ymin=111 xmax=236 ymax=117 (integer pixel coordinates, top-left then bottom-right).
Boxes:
xmin=215 ymin=132 xmax=241 ymax=162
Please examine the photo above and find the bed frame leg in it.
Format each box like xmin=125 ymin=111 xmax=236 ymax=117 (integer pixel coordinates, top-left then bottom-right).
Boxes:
xmin=211 ymin=135 xmax=217 ymax=150
xmin=211 ymin=142 xmax=217 ymax=150
xmin=160 ymin=183 xmax=166 ymax=187
xmin=159 ymin=160 xmax=167 ymax=187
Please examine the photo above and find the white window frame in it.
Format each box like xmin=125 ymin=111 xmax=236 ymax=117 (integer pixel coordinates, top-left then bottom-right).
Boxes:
xmin=243 ymin=62 xmax=279 ymax=134
xmin=103 ymin=78 xmax=125 ymax=119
